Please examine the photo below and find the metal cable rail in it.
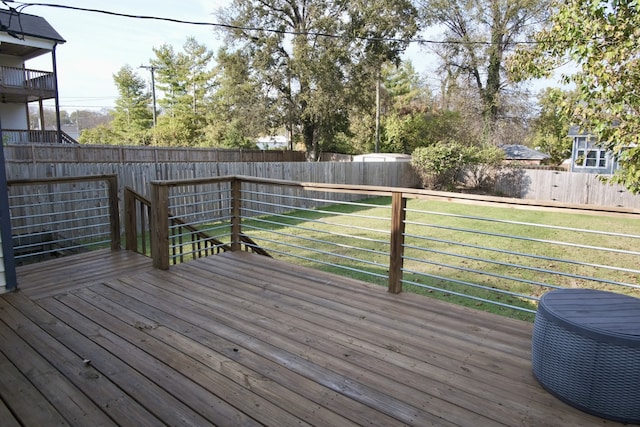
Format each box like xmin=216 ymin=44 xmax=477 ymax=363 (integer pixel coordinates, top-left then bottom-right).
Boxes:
xmin=144 ymin=176 xmax=640 ymax=317
xmin=8 ymin=175 xmax=120 ymax=265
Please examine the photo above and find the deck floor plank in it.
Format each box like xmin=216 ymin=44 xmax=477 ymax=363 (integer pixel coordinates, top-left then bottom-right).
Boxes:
xmin=96 ymin=275 xmax=425 ymax=426
xmin=2 ymin=294 xmax=174 ymax=427
xmin=17 ymin=249 xmax=153 ymax=300
xmin=151 ymin=264 xmax=521 ymax=425
xmin=0 ymin=327 xmax=69 ymax=427
xmin=0 ymin=250 xmax=623 ymax=426
xmin=0 ymin=306 xmax=115 ymax=427
xmin=45 ymin=291 xmax=315 ymax=427
xmin=72 ymin=285 xmax=369 ymax=427
xmin=165 ymin=256 xmax=605 ymax=426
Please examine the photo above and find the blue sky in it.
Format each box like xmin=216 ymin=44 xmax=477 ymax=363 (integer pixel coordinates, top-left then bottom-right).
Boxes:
xmin=18 ymin=0 xmax=444 ymax=112
xmin=17 ymin=1 xmax=548 ymax=112
xmin=22 ymin=0 xmax=232 ymax=110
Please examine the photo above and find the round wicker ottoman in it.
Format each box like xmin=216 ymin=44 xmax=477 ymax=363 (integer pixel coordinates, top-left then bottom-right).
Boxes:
xmin=532 ymin=289 xmax=640 ymax=424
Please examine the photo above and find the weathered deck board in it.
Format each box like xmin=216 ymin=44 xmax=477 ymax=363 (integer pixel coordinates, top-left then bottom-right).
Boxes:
xmin=16 ymin=249 xmax=153 ymax=300
xmin=0 ymin=250 xmax=625 ymax=426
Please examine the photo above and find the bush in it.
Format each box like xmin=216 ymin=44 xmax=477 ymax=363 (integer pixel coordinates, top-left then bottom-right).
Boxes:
xmin=411 ymin=141 xmax=467 ymax=190
xmin=463 ymin=144 xmax=505 ymax=189
xmin=412 ymin=142 xmax=505 ymax=190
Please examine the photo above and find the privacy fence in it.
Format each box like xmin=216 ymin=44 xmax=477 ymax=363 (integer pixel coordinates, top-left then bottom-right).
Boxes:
xmin=3 ymin=143 xmax=640 ymax=208
xmin=3 ymin=143 xmax=306 ymax=164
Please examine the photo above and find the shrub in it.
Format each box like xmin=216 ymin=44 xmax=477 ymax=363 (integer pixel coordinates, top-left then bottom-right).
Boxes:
xmin=411 ymin=141 xmax=467 ymax=190
xmin=412 ymin=142 xmax=505 ymax=190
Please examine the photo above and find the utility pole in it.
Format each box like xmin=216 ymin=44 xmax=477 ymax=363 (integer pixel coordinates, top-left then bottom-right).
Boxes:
xmin=139 ymin=65 xmax=157 ymax=126
xmin=375 ymin=68 xmax=381 ymax=153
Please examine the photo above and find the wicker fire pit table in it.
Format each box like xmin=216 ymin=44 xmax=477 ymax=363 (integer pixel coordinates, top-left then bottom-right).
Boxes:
xmin=532 ymin=288 xmax=640 ymax=424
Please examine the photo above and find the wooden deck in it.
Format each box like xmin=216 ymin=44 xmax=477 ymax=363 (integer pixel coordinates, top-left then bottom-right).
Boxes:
xmin=1 ymin=250 xmax=624 ymax=426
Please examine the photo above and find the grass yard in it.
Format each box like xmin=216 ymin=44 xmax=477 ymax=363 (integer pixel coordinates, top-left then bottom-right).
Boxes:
xmin=240 ymin=196 xmax=640 ymax=321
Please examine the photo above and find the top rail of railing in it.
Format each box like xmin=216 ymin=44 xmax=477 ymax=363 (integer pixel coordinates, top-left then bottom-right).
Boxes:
xmin=152 ymin=175 xmax=640 ymax=217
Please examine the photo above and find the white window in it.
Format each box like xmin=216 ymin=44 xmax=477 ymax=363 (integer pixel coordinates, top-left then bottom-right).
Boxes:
xmin=575 ymin=136 xmax=607 ymax=168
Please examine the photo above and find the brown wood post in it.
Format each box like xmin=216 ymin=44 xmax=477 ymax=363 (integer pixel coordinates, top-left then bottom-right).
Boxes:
xmin=107 ymin=175 xmax=121 ymax=251
xmin=151 ymin=182 xmax=170 ymax=269
xmin=388 ymin=191 xmax=407 ymax=294
xmin=230 ymin=178 xmax=242 ymax=251
xmin=123 ymin=187 xmax=137 ymax=252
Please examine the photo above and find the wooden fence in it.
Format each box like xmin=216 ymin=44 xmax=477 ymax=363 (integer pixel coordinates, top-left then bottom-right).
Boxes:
xmin=3 ymin=144 xmax=306 ymax=164
xmin=5 ymin=161 xmax=421 ymax=202
xmin=492 ymin=168 xmax=640 ymax=209
xmin=3 ymin=143 xmax=639 ymax=208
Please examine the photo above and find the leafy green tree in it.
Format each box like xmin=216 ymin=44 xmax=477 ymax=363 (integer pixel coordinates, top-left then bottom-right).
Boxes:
xmin=206 ymin=49 xmax=272 ymax=148
xmin=528 ymin=88 xmax=573 ymax=165
xmin=111 ymin=65 xmax=153 ymax=145
xmin=218 ymin=0 xmax=419 ymax=158
xmin=77 ymin=66 xmax=151 ymax=145
xmin=419 ymin=0 xmax=550 ymax=139
xmin=78 ymin=124 xmax=119 ymax=145
xmin=510 ymin=0 xmax=640 ymax=193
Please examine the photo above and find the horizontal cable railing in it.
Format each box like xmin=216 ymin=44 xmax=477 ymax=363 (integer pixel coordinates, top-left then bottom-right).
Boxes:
xmin=148 ymin=176 xmax=640 ymax=319
xmin=7 ymin=175 xmax=120 ymax=265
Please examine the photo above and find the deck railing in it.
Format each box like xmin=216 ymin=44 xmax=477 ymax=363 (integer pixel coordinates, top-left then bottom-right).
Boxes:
xmin=149 ymin=176 xmax=640 ymax=317
xmin=3 ymin=130 xmax=78 ymax=144
xmin=7 ymin=173 xmax=638 ymax=317
xmin=7 ymin=175 xmax=120 ymax=265
xmin=126 ymin=184 xmax=264 ymax=265
xmin=0 ymin=66 xmax=55 ymax=91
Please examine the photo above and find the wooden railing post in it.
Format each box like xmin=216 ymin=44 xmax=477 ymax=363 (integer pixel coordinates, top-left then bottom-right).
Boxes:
xmin=388 ymin=191 xmax=407 ymax=294
xmin=107 ymin=175 xmax=121 ymax=251
xmin=123 ymin=187 xmax=137 ymax=252
xmin=230 ymin=178 xmax=242 ymax=251
xmin=150 ymin=182 xmax=170 ymax=269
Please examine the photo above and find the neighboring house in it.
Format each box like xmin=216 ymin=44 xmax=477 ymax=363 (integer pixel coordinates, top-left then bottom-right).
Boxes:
xmin=501 ymin=144 xmax=550 ymax=165
xmin=569 ymin=126 xmax=619 ymax=174
xmin=0 ymin=8 xmax=67 ymax=144
xmin=256 ymin=135 xmax=289 ymax=150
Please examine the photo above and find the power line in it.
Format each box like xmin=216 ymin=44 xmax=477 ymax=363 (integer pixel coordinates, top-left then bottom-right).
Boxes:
xmin=11 ymin=1 xmax=542 ymax=46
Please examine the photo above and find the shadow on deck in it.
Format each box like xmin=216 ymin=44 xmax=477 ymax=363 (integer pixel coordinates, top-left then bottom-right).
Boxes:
xmin=0 ymin=250 xmax=623 ymax=426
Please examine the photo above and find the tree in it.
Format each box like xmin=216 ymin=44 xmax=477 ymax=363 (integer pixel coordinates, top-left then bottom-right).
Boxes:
xmin=380 ymin=62 xmax=433 ymax=154
xmin=112 ymin=65 xmax=153 ymax=145
xmin=206 ymin=49 xmax=272 ymax=148
xmin=528 ymin=88 xmax=573 ymax=165
xmin=70 ymin=109 xmax=113 ymax=133
xmin=150 ymin=38 xmax=215 ymax=146
xmin=509 ymin=0 xmax=640 ymax=193
xmin=218 ymin=0 xmax=419 ymax=158
xmin=78 ymin=124 xmax=118 ymax=145
xmin=420 ymin=0 xmax=550 ymax=139
xmin=28 ymin=107 xmax=70 ymax=130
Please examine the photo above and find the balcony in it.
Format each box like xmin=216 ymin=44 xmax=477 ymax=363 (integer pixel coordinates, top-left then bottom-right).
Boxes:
xmin=0 ymin=66 xmax=56 ymax=103
xmin=2 ymin=129 xmax=78 ymax=144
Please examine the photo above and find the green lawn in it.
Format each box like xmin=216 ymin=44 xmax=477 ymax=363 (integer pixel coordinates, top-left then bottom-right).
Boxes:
xmin=240 ymin=197 xmax=640 ymax=321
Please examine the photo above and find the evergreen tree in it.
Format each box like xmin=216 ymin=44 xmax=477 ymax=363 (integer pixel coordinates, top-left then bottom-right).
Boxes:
xmin=112 ymin=65 xmax=153 ymax=145
xmin=150 ymin=38 xmax=215 ymax=146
